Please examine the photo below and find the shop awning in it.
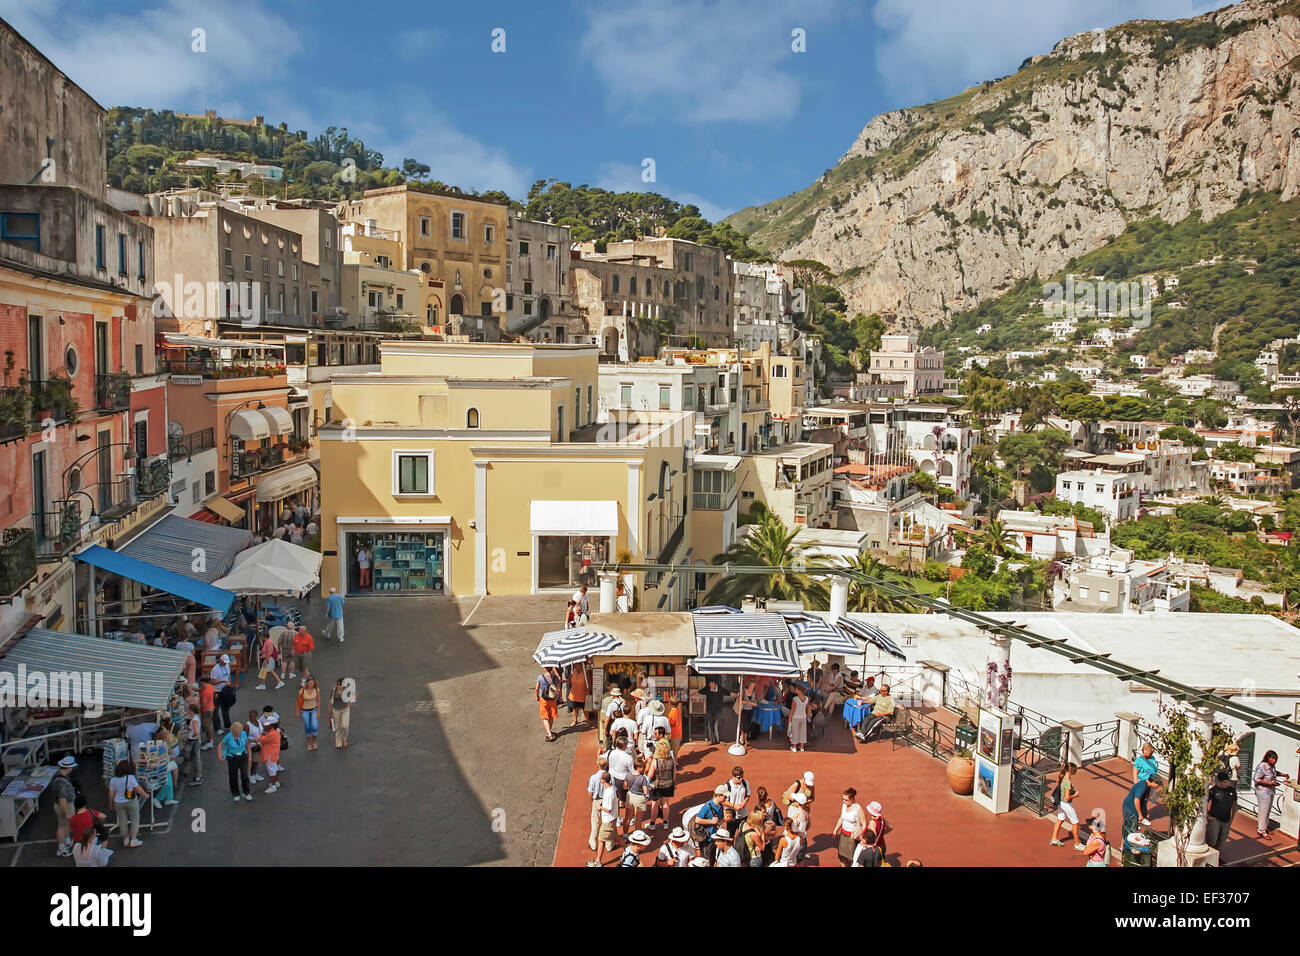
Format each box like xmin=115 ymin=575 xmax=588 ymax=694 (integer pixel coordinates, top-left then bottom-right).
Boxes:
xmin=118 ymin=514 xmax=253 ymax=584
xmin=255 ymin=462 xmax=318 ymax=503
xmin=75 ymin=545 xmax=236 ymax=613
xmin=229 ymin=409 xmax=270 ymax=442
xmin=202 ymin=495 xmax=246 ymax=523
xmin=259 ymin=405 xmax=294 ymax=436
xmin=0 ymin=628 xmax=192 ymax=712
xmin=530 ymin=500 xmax=619 ymax=537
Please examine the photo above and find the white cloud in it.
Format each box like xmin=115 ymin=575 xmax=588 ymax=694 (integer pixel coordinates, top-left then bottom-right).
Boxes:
xmin=871 ymin=0 xmax=1215 ymax=103
xmin=0 ymin=0 xmax=300 ymax=108
xmin=357 ymin=96 xmax=530 ymax=199
xmin=597 ymin=161 xmax=731 ymax=223
xmin=579 ymin=0 xmax=849 ymax=123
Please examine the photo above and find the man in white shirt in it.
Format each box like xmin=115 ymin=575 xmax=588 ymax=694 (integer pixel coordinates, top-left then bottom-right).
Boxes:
xmin=609 ymin=706 xmax=639 ymax=753
xmin=587 ymin=755 xmax=610 ymax=852
xmin=572 ymin=584 xmax=589 ymax=619
xmin=638 ymin=700 xmax=670 ymax=756
xmin=656 ymin=828 xmax=696 ymax=867
xmin=588 ymin=772 xmax=619 ymax=867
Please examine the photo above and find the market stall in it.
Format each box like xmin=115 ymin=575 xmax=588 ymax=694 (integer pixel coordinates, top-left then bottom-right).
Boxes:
xmin=583 ymin=612 xmax=697 ymax=708
xmin=213 ymin=538 xmax=322 ymax=598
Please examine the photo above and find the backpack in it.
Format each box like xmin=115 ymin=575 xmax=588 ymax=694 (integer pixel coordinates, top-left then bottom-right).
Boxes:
xmin=735 ymin=825 xmax=754 ymax=866
xmin=542 ymin=675 xmax=559 ymax=700
xmin=618 ymin=846 xmax=640 ymax=867
xmin=653 ymin=757 xmax=674 ymax=790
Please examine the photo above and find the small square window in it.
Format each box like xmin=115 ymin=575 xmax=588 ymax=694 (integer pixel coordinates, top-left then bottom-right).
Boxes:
xmin=394 ymin=451 xmax=434 ymax=495
xmin=451 ymin=212 xmax=466 ymax=240
xmin=0 ymin=212 xmax=41 ymax=252
xmin=519 ymin=240 xmax=530 ymax=257
xmin=419 ymin=216 xmax=432 ymax=237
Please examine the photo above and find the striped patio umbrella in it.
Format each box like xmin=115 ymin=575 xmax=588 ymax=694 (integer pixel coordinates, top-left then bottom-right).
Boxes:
xmin=834 ymin=617 xmax=908 ymax=661
xmin=691 ymin=605 xmax=743 ymax=614
xmin=533 ymin=629 xmax=621 ymax=667
xmin=691 ymin=639 xmax=803 ymax=678
xmin=786 ymin=617 xmax=862 ymax=656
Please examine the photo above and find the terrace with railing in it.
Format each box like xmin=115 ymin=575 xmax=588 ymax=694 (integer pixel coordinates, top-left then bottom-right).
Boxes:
xmin=169 ymin=428 xmax=216 ymax=461
xmin=94 ymin=372 xmax=130 ymax=411
xmin=159 ymin=357 xmax=287 ymax=379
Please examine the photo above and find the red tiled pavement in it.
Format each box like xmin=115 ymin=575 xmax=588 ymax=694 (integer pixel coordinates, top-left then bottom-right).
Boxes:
xmin=551 ymin=716 xmax=1286 ymax=867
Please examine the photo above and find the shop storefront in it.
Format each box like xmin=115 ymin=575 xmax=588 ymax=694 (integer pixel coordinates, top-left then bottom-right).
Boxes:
xmin=255 ymin=461 xmax=319 ymax=532
xmin=586 ymin=612 xmax=696 ymax=705
xmin=339 ymin=520 xmax=448 ymax=595
xmin=530 ymin=500 xmax=619 ymax=592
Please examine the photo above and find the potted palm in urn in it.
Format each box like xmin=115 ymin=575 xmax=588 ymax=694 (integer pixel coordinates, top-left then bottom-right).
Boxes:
xmin=947 ymin=746 xmax=976 ymax=795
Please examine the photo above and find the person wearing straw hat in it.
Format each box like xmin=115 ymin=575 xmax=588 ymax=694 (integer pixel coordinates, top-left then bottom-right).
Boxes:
xmin=713 ymin=828 xmax=741 ymax=867
xmin=865 ymin=801 xmax=890 ymax=857
xmin=619 ymin=828 xmax=652 ymax=867
xmin=51 ymin=755 xmax=79 ymax=857
xmin=599 ymin=686 xmax=624 ymax=751
xmin=657 ymin=826 xmax=695 ymax=867
xmin=638 ymin=699 xmax=670 ymax=757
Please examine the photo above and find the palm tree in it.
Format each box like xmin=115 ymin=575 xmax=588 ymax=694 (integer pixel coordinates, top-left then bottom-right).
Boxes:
xmin=841 ymin=551 xmax=910 ymax=613
xmin=706 ymin=512 xmax=831 ymax=607
xmin=980 ymin=515 xmax=1019 ymax=558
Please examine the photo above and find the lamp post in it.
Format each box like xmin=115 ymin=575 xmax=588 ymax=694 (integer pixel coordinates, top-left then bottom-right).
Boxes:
xmin=62 ymin=440 xmax=138 ymax=513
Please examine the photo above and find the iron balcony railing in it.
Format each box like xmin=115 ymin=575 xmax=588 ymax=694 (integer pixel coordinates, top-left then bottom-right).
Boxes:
xmin=159 ymin=358 xmax=287 ymax=379
xmin=33 ymin=503 xmax=87 ymax=560
xmin=1079 ymin=720 xmax=1121 ymax=764
xmin=169 ymin=428 xmax=216 ymax=461
xmin=0 ymin=527 xmax=36 ymax=596
xmin=231 ymin=445 xmax=286 ymax=480
xmin=94 ymin=372 xmax=130 ymax=412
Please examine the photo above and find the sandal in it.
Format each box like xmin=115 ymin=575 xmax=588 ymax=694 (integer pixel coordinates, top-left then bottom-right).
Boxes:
xmin=545 ymin=733 xmax=557 ymax=742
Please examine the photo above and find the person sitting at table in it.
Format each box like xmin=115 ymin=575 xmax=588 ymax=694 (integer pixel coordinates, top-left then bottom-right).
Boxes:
xmin=821 ymin=663 xmax=846 ymax=717
xmin=843 ymin=670 xmax=864 ymax=697
xmin=856 ymin=684 xmax=896 ymax=742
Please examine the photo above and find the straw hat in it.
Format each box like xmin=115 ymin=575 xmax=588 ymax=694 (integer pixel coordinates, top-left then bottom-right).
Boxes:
xmin=689 ymin=857 xmax=711 ymax=867
xmin=609 ymin=687 xmax=623 ymax=697
xmin=713 ymin=828 xmax=732 ymax=842
xmin=650 ymin=700 xmax=666 ymax=716
xmin=668 ymin=827 xmax=689 ymax=843
xmin=627 ymin=829 xmax=652 ymax=846
xmin=866 ymin=801 xmax=883 ymax=817
xmin=803 ymin=771 xmax=815 ymax=786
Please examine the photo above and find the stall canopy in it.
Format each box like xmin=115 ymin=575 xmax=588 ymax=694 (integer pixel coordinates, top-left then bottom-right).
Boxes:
xmin=75 ymin=545 xmax=236 ymax=613
xmin=119 ymin=514 xmax=253 ymax=584
xmin=0 ymin=628 xmax=191 ymax=712
xmin=229 ymin=409 xmax=270 ymax=442
xmin=692 ymin=611 xmax=799 ymax=667
xmin=530 ymin=500 xmax=619 ymax=537
xmin=255 ymin=462 xmax=318 ymax=503
xmin=534 ymin=629 xmax=621 ymax=667
xmin=212 ymin=538 xmax=321 ymax=596
xmin=584 ymin=612 xmax=697 ymax=659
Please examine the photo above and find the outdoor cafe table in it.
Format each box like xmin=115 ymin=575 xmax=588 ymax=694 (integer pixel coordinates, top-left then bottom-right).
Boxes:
xmin=753 ymin=702 xmax=784 ymax=739
xmin=842 ymin=696 xmax=870 ymax=729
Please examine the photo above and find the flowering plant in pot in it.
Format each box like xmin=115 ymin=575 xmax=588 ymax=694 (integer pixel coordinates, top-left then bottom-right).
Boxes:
xmin=946 ymin=746 xmax=976 ymax=795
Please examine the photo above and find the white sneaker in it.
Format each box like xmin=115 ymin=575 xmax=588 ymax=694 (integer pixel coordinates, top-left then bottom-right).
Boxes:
xmin=233 ymin=795 xmax=242 ymax=803
xmin=1140 ymin=818 xmax=1151 ymax=826
xmin=151 ymin=799 xmax=163 ymax=810
xmin=56 ymin=842 xmax=73 ymax=857
xmin=201 ymin=742 xmax=214 ymax=751
xmin=244 ymin=794 xmax=253 ymax=802
xmin=275 ymin=682 xmax=286 ymax=689
xmin=338 ymin=637 xmax=344 ymax=643
xmin=164 ymin=799 xmax=178 ymax=806
xmin=249 ymin=774 xmax=263 ymax=783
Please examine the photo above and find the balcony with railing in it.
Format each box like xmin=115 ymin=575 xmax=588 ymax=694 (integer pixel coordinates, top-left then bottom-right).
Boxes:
xmin=169 ymin=428 xmax=216 ymax=461
xmin=94 ymin=372 xmax=130 ymax=412
xmin=0 ymin=527 xmax=37 ymax=596
xmin=230 ymin=443 xmax=303 ymax=480
xmin=159 ymin=357 xmax=288 ymax=380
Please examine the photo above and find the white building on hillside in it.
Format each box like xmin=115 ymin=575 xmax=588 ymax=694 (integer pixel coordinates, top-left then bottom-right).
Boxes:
xmin=1054 ymin=468 xmax=1139 ymax=525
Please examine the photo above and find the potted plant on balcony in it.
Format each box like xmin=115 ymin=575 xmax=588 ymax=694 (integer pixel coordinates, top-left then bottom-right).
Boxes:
xmin=946 ymin=745 xmax=976 ymax=795
xmin=48 ymin=374 xmax=78 ymax=422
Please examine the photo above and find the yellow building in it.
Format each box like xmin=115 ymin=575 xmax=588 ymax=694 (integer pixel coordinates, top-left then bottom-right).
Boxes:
xmin=318 ymin=341 xmax=693 ymax=605
xmin=336 ymin=185 xmax=506 ymax=324
xmin=755 ymin=340 xmax=805 ymax=445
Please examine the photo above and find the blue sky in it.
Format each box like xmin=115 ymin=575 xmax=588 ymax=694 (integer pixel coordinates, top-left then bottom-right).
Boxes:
xmin=5 ymin=0 xmax=1210 ymax=220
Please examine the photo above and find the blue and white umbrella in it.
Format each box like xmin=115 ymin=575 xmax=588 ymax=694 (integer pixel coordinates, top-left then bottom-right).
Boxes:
xmin=692 ymin=605 xmax=743 ymax=614
xmin=533 ymin=629 xmax=621 ymax=667
xmin=786 ymin=618 xmax=862 ymax=656
xmin=835 ymin=617 xmax=907 ymax=661
xmin=691 ymin=639 xmax=803 ymax=678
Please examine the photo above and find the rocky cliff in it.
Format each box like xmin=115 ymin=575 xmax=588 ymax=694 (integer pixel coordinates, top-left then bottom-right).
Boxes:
xmin=725 ymin=0 xmax=1300 ymax=328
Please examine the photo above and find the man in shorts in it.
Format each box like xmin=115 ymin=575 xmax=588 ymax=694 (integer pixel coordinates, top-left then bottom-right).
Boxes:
xmin=588 ymin=771 xmax=618 ymax=867
xmin=292 ymin=625 xmax=315 ymax=685
xmin=260 ymin=714 xmax=283 ymax=794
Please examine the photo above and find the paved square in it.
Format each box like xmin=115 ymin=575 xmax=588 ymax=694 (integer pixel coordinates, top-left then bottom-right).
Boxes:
xmin=14 ymin=594 xmax=577 ymax=867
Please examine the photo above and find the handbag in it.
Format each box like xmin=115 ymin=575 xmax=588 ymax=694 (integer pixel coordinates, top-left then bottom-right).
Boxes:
xmin=279 ymin=730 xmax=291 ymax=751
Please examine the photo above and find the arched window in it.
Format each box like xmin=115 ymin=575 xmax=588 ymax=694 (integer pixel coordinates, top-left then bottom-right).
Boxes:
xmin=658 ymin=460 xmax=670 ymax=499
xmin=467 ymin=408 xmax=480 ymax=429
xmin=454 ymin=269 xmax=463 ymax=287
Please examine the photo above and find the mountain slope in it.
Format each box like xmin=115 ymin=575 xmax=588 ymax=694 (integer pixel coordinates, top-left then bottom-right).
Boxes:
xmin=725 ymin=0 xmax=1300 ymax=328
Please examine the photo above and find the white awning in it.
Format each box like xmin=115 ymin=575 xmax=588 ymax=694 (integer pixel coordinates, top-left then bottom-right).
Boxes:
xmin=229 ymin=408 xmax=270 ymax=441
xmin=259 ymin=405 xmax=294 ymax=436
xmin=530 ymin=500 xmax=618 ymax=537
xmin=255 ymin=462 xmax=319 ymax=503
xmin=163 ymin=333 xmax=285 ymax=351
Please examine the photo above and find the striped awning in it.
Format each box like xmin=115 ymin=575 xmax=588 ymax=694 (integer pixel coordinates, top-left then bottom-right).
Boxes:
xmin=692 ymin=612 xmax=798 ymax=667
xmin=691 ymin=605 xmax=743 ymax=614
xmin=692 ymin=639 xmax=802 ymax=678
xmin=836 ymin=616 xmax=908 ymax=661
xmin=0 ymin=628 xmax=191 ymax=712
xmin=119 ymin=514 xmax=253 ymax=584
xmin=786 ymin=617 xmax=863 ymax=656
xmin=534 ymin=629 xmax=621 ymax=667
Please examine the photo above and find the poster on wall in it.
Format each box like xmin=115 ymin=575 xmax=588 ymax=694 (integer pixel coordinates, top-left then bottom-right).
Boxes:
xmin=978 ymin=709 xmax=1002 ymax=763
xmin=675 ymin=667 xmax=689 ymax=695
xmin=1000 ymin=728 xmax=1014 ymax=766
xmin=976 ymin=759 xmax=995 ymax=800
xmin=591 ymin=666 xmax=605 ymax=701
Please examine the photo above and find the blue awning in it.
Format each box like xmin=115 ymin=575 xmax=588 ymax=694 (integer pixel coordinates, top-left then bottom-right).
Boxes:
xmin=0 ymin=628 xmax=191 ymax=712
xmin=76 ymin=545 xmax=236 ymax=613
xmin=118 ymin=514 xmax=252 ymax=583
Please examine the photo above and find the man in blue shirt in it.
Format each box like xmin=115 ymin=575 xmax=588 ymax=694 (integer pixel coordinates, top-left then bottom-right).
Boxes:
xmin=693 ymin=785 xmax=727 ymax=862
xmin=324 ymin=586 xmax=346 ymax=643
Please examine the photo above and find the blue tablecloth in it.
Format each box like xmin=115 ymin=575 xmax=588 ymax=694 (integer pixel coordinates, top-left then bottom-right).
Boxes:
xmin=753 ymin=703 xmax=784 ymax=733
xmin=843 ymin=697 xmax=870 ymax=727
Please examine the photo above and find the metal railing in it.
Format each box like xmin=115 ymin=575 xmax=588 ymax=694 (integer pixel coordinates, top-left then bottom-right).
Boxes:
xmin=0 ymin=527 xmax=36 ymax=595
xmin=1011 ymin=756 xmax=1052 ymax=817
xmin=894 ymin=708 xmax=958 ymax=761
xmin=159 ymin=358 xmax=286 ymax=379
xmin=169 ymin=428 xmax=215 ymax=461
xmin=32 ymin=504 xmax=86 ymax=560
xmin=1079 ymin=720 xmax=1121 ymax=765
xmin=862 ymin=664 xmax=928 ymax=709
xmin=94 ymin=372 xmax=130 ymax=411
xmin=231 ymin=445 xmax=285 ymax=479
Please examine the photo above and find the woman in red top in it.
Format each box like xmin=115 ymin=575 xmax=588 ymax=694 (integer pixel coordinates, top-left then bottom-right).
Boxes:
xmin=260 ymin=718 xmax=283 ymax=793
